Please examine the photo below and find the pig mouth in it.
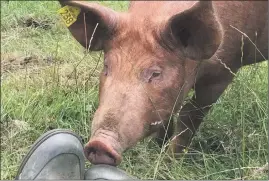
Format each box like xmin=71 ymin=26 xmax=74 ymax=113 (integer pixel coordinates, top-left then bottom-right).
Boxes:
xmin=149 ymin=120 xmax=165 ymax=132
xmin=150 ymin=120 xmax=163 ymax=126
xmin=84 ymin=137 xmax=122 ymax=166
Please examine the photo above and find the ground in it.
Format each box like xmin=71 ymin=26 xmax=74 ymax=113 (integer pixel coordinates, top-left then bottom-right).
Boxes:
xmin=1 ymin=1 xmax=268 ymax=180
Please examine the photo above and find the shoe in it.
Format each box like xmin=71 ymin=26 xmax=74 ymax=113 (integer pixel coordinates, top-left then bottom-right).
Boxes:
xmin=15 ymin=129 xmax=85 ymax=180
xmin=84 ymin=164 xmax=136 ymax=180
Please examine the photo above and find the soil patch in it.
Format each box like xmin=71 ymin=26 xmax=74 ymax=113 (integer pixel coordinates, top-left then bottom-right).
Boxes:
xmin=21 ymin=17 xmax=53 ymax=30
xmin=1 ymin=53 xmax=54 ymax=74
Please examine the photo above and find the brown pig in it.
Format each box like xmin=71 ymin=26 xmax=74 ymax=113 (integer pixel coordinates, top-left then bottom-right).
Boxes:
xmin=58 ymin=0 xmax=268 ymax=166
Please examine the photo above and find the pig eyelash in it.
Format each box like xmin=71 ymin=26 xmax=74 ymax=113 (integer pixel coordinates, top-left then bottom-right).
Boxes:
xmin=150 ymin=121 xmax=163 ymax=125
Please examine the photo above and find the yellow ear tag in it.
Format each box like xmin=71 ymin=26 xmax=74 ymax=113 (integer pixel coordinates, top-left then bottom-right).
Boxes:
xmin=58 ymin=5 xmax=81 ymax=27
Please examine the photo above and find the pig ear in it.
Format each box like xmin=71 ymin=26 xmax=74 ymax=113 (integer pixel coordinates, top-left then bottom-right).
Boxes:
xmin=58 ymin=0 xmax=118 ymax=51
xmin=163 ymin=1 xmax=222 ymax=60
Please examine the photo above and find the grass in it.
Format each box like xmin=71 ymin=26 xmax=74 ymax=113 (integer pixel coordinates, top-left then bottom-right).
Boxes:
xmin=1 ymin=1 xmax=268 ymax=180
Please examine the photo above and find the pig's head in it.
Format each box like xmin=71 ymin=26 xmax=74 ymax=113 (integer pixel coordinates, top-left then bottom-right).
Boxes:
xmin=58 ymin=0 xmax=222 ymax=166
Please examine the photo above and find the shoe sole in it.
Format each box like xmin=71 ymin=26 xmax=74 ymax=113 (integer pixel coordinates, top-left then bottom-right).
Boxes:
xmin=15 ymin=129 xmax=84 ymax=180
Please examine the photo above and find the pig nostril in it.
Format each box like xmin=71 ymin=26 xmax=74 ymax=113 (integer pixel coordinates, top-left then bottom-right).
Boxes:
xmin=85 ymin=142 xmax=118 ymax=166
xmin=87 ymin=147 xmax=97 ymax=155
xmin=88 ymin=147 xmax=114 ymax=160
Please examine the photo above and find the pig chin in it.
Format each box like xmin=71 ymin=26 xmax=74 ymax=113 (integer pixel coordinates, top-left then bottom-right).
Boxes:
xmin=84 ymin=129 xmax=125 ymax=166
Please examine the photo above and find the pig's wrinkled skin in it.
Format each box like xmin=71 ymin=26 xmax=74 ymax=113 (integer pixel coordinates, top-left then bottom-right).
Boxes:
xmin=58 ymin=0 xmax=268 ymax=166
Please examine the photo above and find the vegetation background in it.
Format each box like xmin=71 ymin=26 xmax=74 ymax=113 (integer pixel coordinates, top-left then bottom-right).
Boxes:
xmin=1 ymin=1 xmax=268 ymax=180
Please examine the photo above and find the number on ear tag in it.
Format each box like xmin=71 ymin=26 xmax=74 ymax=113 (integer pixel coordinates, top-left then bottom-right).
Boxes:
xmin=58 ymin=5 xmax=81 ymax=27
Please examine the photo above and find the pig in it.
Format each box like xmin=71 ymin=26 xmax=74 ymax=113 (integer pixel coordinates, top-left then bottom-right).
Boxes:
xmin=58 ymin=0 xmax=268 ymax=166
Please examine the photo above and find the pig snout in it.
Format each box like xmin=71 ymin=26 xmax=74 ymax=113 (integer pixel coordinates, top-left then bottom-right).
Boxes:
xmin=84 ymin=133 xmax=122 ymax=166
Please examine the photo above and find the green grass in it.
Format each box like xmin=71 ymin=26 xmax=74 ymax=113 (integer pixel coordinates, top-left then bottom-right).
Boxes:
xmin=1 ymin=1 xmax=268 ymax=180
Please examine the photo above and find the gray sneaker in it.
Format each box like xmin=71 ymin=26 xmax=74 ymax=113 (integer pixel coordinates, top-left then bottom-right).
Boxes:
xmin=15 ymin=129 xmax=85 ymax=180
xmin=85 ymin=164 xmax=136 ymax=180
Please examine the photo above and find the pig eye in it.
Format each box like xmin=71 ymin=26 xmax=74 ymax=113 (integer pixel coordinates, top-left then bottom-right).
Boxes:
xmin=152 ymin=72 xmax=161 ymax=78
xmin=104 ymin=64 xmax=108 ymax=76
xmin=142 ymin=66 xmax=162 ymax=83
xmin=148 ymin=70 xmax=162 ymax=83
